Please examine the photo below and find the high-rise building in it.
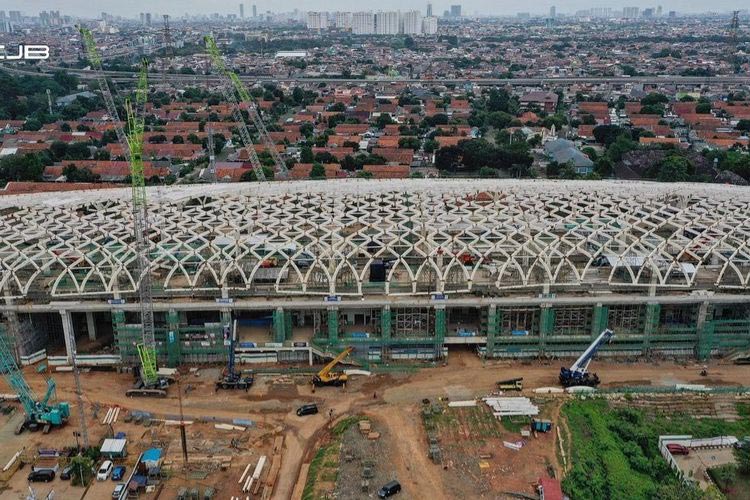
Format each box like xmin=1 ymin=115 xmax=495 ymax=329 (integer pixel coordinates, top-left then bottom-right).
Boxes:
xmin=139 ymin=12 xmax=145 ymax=24
xmin=642 ymin=8 xmax=654 ymax=17
xmin=623 ymin=7 xmax=639 ymax=18
xmin=656 ymin=5 xmax=662 ymax=16
xmin=352 ymin=11 xmax=375 ymax=34
xmin=306 ymin=12 xmax=328 ymax=30
xmin=450 ymin=5 xmax=461 ymax=17
xmin=145 ymin=12 xmax=152 ymax=25
xmin=252 ymin=4 xmax=257 ymax=18
xmin=422 ymin=16 xmax=438 ymax=35
xmin=8 ymin=11 xmax=21 ymax=23
xmin=0 ymin=11 xmax=5 ymax=20
xmin=402 ymin=10 xmax=423 ymax=35
xmin=375 ymin=11 xmax=400 ymax=35
xmin=426 ymin=3 xmax=433 ymax=17
xmin=240 ymin=4 xmax=244 ymax=19
xmin=335 ymin=11 xmax=352 ymax=30
xmin=668 ymin=10 xmax=676 ymax=18
xmin=549 ymin=6 xmax=556 ymax=19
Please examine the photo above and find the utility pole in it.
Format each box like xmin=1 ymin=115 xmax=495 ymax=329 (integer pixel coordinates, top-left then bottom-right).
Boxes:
xmin=177 ymin=378 xmax=188 ymax=466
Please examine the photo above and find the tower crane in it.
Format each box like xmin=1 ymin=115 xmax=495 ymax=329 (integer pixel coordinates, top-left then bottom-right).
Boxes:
xmin=0 ymin=331 xmax=70 ymax=434
xmin=559 ymin=329 xmax=614 ymax=388
xmin=123 ymin=61 xmax=172 ymax=398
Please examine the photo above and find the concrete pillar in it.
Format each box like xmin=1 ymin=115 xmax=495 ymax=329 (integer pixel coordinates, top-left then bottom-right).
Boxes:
xmin=486 ymin=305 xmax=499 ymax=359
xmin=86 ymin=312 xmax=97 ymax=341
xmin=643 ymin=303 xmax=661 ymax=352
xmin=59 ymin=310 xmax=75 ymax=364
xmin=696 ymin=301 xmax=713 ymax=360
xmin=540 ymin=305 xmax=554 ymax=354
xmin=327 ymin=306 xmax=339 ymax=342
xmin=434 ymin=306 xmax=446 ymax=343
xmin=284 ymin=310 xmax=293 ymax=340
xmin=166 ymin=309 xmax=181 ymax=368
xmin=273 ymin=307 xmax=286 ymax=343
xmin=381 ymin=305 xmax=391 ymax=340
xmin=591 ymin=303 xmax=608 ymax=338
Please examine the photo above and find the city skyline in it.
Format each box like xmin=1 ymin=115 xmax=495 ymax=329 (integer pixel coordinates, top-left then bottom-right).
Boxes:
xmin=1 ymin=1 xmax=748 ymax=18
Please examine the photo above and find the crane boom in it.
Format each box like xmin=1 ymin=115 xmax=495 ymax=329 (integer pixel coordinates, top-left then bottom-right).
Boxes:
xmin=559 ymin=329 xmax=614 ymax=388
xmin=125 ymin=61 xmax=157 ymax=386
xmin=79 ymin=27 xmax=130 ymax=161
xmin=204 ymin=36 xmax=267 ymax=182
xmin=227 ymin=72 xmax=288 ymax=178
xmin=312 ymin=346 xmax=354 ymax=387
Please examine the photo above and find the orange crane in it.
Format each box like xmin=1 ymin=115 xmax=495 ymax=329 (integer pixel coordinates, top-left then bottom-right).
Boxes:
xmin=312 ymin=347 xmax=354 ymax=387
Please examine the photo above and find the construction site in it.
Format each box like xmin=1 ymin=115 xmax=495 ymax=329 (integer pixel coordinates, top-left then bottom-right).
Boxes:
xmin=1 ymin=31 xmax=750 ymax=500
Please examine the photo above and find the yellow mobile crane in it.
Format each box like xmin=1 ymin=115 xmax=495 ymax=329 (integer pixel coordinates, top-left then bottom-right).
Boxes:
xmin=312 ymin=347 xmax=354 ymax=387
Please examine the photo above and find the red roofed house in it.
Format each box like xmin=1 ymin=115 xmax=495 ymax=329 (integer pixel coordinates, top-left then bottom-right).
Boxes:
xmin=362 ymin=164 xmax=410 ymax=179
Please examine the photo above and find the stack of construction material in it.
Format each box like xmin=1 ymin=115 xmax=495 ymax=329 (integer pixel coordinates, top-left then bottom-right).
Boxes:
xmin=482 ymin=396 xmax=539 ymax=417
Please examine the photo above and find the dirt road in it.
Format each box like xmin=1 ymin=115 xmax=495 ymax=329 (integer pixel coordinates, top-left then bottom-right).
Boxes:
xmin=5 ymin=357 xmax=749 ymax=499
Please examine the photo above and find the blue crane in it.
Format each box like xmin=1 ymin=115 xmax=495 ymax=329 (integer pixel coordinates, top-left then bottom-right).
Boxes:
xmin=216 ymin=320 xmax=253 ymax=391
xmin=559 ymin=329 xmax=614 ymax=388
xmin=0 ymin=331 xmax=70 ymax=433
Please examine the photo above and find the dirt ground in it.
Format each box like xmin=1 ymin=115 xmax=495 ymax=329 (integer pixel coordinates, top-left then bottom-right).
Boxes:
xmin=0 ymin=353 xmax=749 ymax=500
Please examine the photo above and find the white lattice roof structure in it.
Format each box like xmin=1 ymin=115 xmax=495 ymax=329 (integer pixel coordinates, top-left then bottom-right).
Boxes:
xmin=1 ymin=179 xmax=749 ymax=300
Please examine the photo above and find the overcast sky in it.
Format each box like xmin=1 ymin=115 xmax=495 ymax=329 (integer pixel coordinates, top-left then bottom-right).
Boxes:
xmin=1 ymin=1 xmax=747 ymax=18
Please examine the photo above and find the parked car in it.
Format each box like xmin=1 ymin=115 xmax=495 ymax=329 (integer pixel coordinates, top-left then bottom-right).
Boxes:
xmin=112 ymin=483 xmax=126 ymax=498
xmin=378 ymin=480 xmax=402 ymax=498
xmin=666 ymin=444 xmax=689 ymax=455
xmin=296 ymin=403 xmax=318 ymax=416
xmin=111 ymin=465 xmax=126 ymax=481
xmin=60 ymin=464 xmax=73 ymax=480
xmin=28 ymin=469 xmax=55 ymax=483
xmin=97 ymin=460 xmax=114 ymax=481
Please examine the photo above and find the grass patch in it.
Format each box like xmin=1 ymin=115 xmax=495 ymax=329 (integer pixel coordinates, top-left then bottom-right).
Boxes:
xmin=499 ymin=415 xmax=527 ymax=433
xmin=302 ymin=416 xmax=364 ymax=500
xmin=562 ymin=398 xmax=750 ymax=500
xmin=737 ymin=402 xmax=750 ymax=418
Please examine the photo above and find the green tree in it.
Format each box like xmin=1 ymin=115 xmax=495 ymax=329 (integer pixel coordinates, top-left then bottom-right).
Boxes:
xmin=65 ymin=142 xmax=92 ymax=161
xmin=310 ymin=163 xmax=326 ymax=179
xmin=70 ymin=455 xmax=95 ymax=486
xmin=641 ymin=93 xmax=669 ymax=106
xmin=23 ymin=118 xmax=42 ymax=131
xmin=240 ymin=166 xmax=274 ymax=181
xmin=735 ymin=443 xmax=750 ymax=474
xmin=657 ymin=155 xmax=691 ymax=182
xmin=737 ymin=120 xmax=750 ymax=132
xmin=424 ymin=139 xmax=439 ymax=154
xmin=695 ymin=102 xmax=712 ymax=114
xmin=300 ymin=146 xmax=314 ymax=163
xmin=376 ymin=113 xmax=394 ymax=129
xmin=479 ymin=166 xmax=497 ymax=178
xmin=398 ymin=137 xmax=421 ymax=150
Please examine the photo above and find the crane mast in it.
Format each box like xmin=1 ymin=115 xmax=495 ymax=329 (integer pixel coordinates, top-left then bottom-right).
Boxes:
xmin=125 ymin=62 xmax=158 ymax=386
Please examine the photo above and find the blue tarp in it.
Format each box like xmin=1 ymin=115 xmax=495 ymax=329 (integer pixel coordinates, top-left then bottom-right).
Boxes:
xmin=141 ymin=448 xmax=162 ymax=464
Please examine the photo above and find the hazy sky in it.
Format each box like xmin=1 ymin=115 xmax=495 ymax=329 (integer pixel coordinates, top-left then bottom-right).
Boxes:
xmin=0 ymin=1 xmax=747 ymax=17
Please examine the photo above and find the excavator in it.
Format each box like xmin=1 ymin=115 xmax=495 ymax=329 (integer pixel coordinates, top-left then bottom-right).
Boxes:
xmin=559 ymin=329 xmax=614 ymax=388
xmin=312 ymin=347 xmax=354 ymax=387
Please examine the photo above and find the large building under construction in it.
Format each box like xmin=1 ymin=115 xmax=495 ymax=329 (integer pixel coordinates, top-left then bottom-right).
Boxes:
xmin=1 ymin=179 xmax=749 ymax=367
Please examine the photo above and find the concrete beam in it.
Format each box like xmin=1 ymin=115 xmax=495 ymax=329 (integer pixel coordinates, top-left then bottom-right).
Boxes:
xmin=3 ymin=292 xmax=750 ymax=315
xmin=59 ymin=310 xmax=75 ymax=364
